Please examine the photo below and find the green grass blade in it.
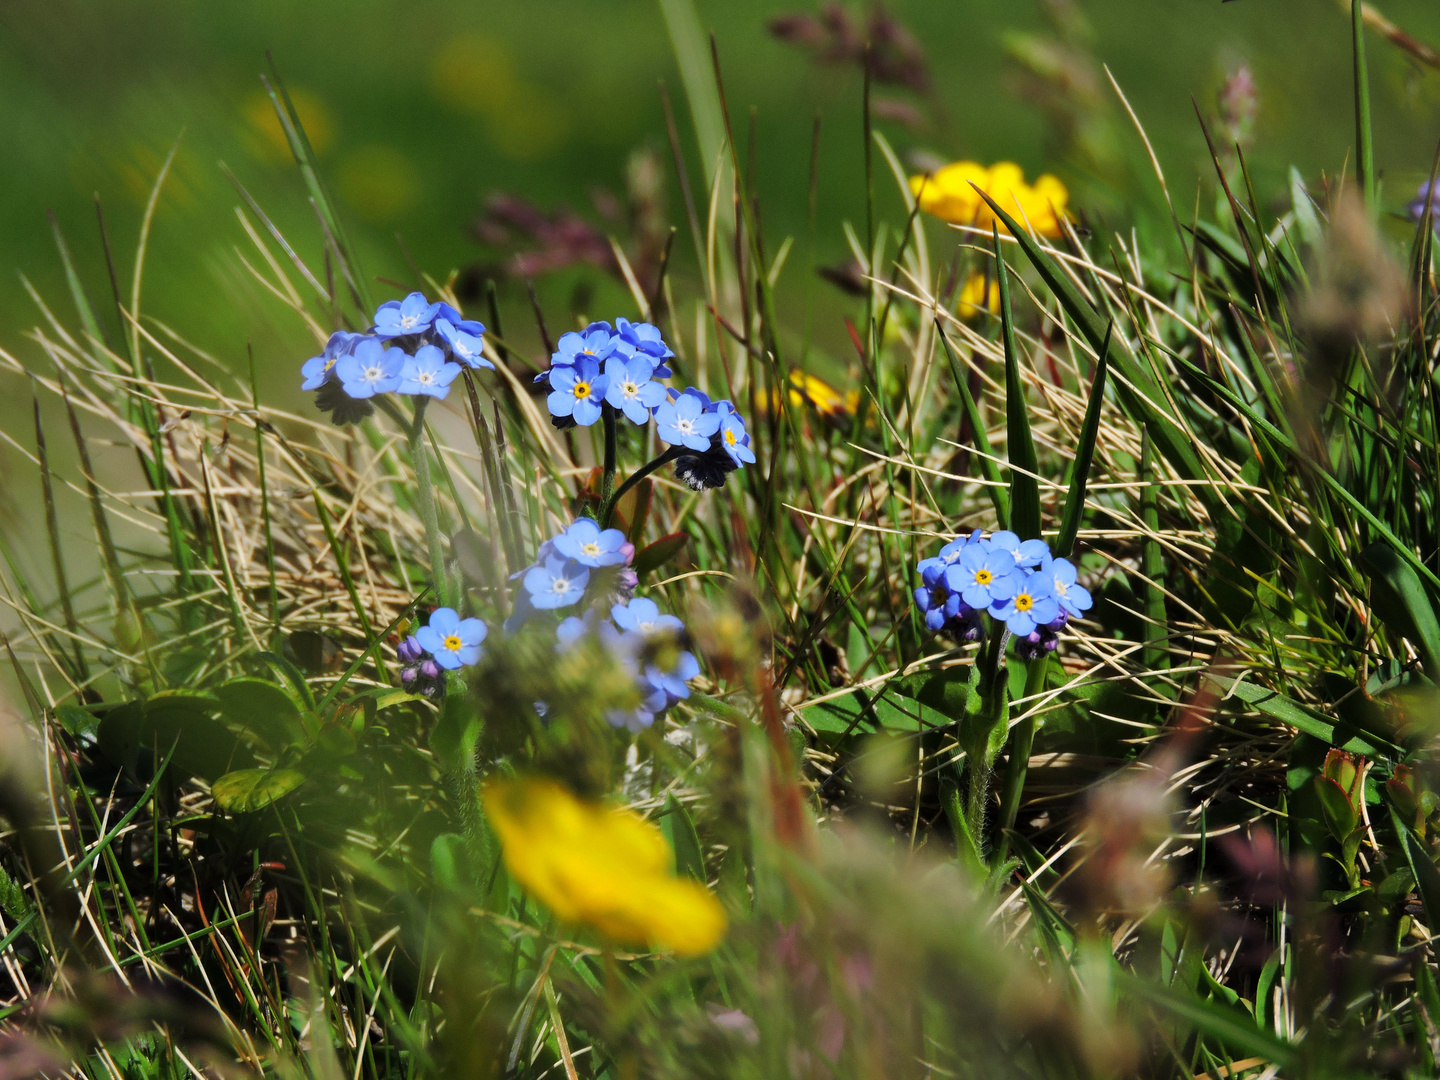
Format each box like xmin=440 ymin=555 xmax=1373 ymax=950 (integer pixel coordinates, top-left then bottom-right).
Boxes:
xmin=657 ymin=0 xmax=725 ymax=190
xmin=33 ymin=389 xmax=86 ymax=680
xmin=1054 ymin=323 xmax=1110 ymax=558
xmin=1352 ymin=0 xmax=1376 ymax=214
xmin=935 ymin=318 xmax=1009 ymax=526
xmin=997 ymin=228 xmax=1039 ymax=541
xmin=311 ymin=490 xmax=379 ymax=672
xmin=969 ymin=186 xmax=1212 ymax=500
xmin=1358 ymin=541 xmax=1440 ymax=681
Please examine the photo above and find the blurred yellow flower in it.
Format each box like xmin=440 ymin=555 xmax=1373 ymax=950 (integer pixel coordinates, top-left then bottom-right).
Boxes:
xmin=909 ymin=161 xmax=1068 ymax=238
xmin=956 ymin=273 xmax=1000 ymax=320
xmin=754 ymin=370 xmax=857 ymax=424
xmin=482 ymin=777 xmax=727 ymax=957
xmin=242 ymin=87 xmax=334 ymax=163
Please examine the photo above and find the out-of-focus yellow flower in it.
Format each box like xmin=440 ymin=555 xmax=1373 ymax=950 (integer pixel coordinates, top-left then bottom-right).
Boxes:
xmin=482 ymin=777 xmax=727 ymax=957
xmin=909 ymin=161 xmax=1068 ymax=238
xmin=754 ymin=370 xmax=857 ymax=424
xmin=956 ymin=273 xmax=1000 ymax=320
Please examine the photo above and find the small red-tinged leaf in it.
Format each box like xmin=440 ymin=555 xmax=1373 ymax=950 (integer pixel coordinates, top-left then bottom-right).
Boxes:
xmin=622 ymin=478 xmax=653 ymax=544
xmin=634 ymin=532 xmax=690 ymax=576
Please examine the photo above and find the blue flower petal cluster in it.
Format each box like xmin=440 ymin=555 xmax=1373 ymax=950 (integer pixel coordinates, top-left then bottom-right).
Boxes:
xmin=912 ymin=531 xmax=1093 ymax=653
xmin=505 ymin=517 xmax=639 ymax=633
xmin=554 ymin=597 xmax=699 ymax=732
xmin=397 ymin=607 xmax=489 ymax=698
xmin=300 ymin=291 xmax=491 ymax=424
xmin=536 ymin=317 xmax=755 ymax=490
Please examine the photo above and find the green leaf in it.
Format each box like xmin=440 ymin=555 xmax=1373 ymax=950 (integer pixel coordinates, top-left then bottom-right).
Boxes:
xmin=1121 ymin=973 xmax=1297 ymax=1070
xmin=1389 ymin=805 xmax=1440 ymax=932
xmin=215 ymin=678 xmax=305 ymax=749
xmin=1204 ymin=673 xmax=1397 ymax=756
xmin=634 ymin=532 xmax=690 ymax=577
xmin=1313 ymin=776 xmax=1360 ymax=842
xmin=996 ymin=228 xmax=1039 ymax=541
xmin=659 ymin=796 xmax=705 ymax=881
xmin=429 ymin=694 xmax=482 ymax=774
xmin=800 ymin=685 xmax=950 ymax=738
xmin=99 ymin=695 xmax=256 ymax=781
xmin=1053 ymin=323 xmax=1109 ymax=558
xmin=210 ymin=767 xmax=306 ymax=814
xmin=1359 ymin=541 xmax=1440 ymax=681
xmin=55 ymin=703 xmax=99 ymax=738
xmin=935 ymin=318 xmax=1009 ymax=526
xmin=429 ymin=833 xmax=474 ymax=890
xmin=969 ymin=186 xmax=1213 ymax=503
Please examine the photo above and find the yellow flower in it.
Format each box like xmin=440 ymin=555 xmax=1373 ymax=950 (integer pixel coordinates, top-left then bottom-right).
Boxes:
xmin=909 ymin=161 xmax=1068 ymax=238
xmin=482 ymin=777 xmax=727 ymax=957
xmin=752 ymin=370 xmax=858 ymax=425
xmin=956 ymin=273 xmax=1000 ymax=320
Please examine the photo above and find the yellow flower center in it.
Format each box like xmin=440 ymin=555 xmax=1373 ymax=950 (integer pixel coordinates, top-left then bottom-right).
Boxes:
xmin=443 ymin=634 xmax=463 ymax=651
xmin=581 ymin=542 xmax=602 ymax=557
xmin=1014 ymin=594 xmax=1033 ymax=612
xmin=974 ymin=569 xmax=993 ymax=586
xmin=572 ymin=381 xmax=591 ymax=398
xmin=724 ymin=428 xmax=737 ymax=446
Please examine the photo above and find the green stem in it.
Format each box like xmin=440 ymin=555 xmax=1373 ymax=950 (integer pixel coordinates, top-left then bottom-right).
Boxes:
xmin=600 ymin=445 xmax=685 ymax=529
xmin=409 ymin=396 xmax=452 ymax=607
xmin=995 ymin=655 xmax=1051 ymax=861
xmin=962 ymin=628 xmax=1009 ymax=856
xmin=1352 ymin=0 xmax=1376 ymax=215
xmin=599 ymin=403 xmax=618 ymax=513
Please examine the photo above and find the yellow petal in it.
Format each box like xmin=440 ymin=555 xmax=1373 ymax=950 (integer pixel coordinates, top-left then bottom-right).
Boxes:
xmin=482 ymin=778 xmax=728 ymax=956
xmin=957 ymin=273 xmax=1000 ymax=319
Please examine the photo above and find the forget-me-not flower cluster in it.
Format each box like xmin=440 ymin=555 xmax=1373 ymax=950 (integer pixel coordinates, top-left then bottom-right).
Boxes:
xmin=914 ymin=529 xmax=1092 ymax=658
xmin=398 ymin=607 xmax=489 ymax=699
xmin=555 ymin=597 xmax=700 ymax=732
xmin=300 ymin=292 xmax=492 ymax=424
xmin=538 ymin=318 xmax=754 ymax=491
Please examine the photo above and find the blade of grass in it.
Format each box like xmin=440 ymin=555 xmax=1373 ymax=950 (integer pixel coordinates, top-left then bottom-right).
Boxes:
xmin=1054 ymin=323 xmax=1111 ymax=558
xmin=997 ymin=228 xmax=1039 ymax=541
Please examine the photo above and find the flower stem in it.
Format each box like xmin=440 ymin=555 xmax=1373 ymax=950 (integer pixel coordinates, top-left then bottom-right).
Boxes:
xmin=962 ymin=627 xmax=1009 ymax=855
xmin=408 ymin=396 xmax=452 ymax=607
xmin=599 ymin=403 xmax=618 ymax=512
xmin=599 ymin=445 xmax=684 ymax=530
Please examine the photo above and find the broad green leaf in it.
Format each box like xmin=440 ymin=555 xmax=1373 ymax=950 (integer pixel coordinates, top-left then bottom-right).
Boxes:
xmin=800 ymin=685 xmax=950 ymax=738
xmin=1205 ymin=673 xmax=1397 ymax=756
xmin=211 ymin=767 xmax=306 ymax=814
xmin=1390 ymin=805 xmax=1440 ymax=933
xmin=659 ymin=796 xmax=705 ymax=881
xmin=634 ymin=532 xmax=690 ymax=576
xmin=996 ymin=229 xmax=1039 ymax=542
xmin=1359 ymin=541 xmax=1440 ymax=681
xmin=1121 ymin=973 xmax=1297 ymax=1069
xmin=215 ymin=677 xmax=304 ymax=749
xmin=55 ymin=703 xmax=99 ymax=738
xmin=429 ymin=833 xmax=474 ymax=890
xmin=99 ymin=695 xmax=256 ymax=781
xmin=1313 ymin=776 xmax=1360 ymax=841
xmin=1053 ymin=324 xmax=1109 ymax=558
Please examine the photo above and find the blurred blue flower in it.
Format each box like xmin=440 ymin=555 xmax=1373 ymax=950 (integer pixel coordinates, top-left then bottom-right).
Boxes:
xmin=554 ymin=518 xmax=630 ymax=567
xmin=989 ymin=531 xmax=1051 ymax=570
xmin=714 ymin=401 xmax=757 ymax=467
xmin=523 ymin=556 xmax=590 ymax=609
xmin=335 ymin=339 xmax=406 ymax=398
xmin=415 ymin=607 xmax=488 ymax=670
xmin=642 ymin=650 xmax=699 ymax=712
xmin=1408 ymin=180 xmax=1440 ymax=228
xmin=945 ymin=544 xmax=1022 ymax=610
xmin=374 ymin=292 xmax=441 ymax=338
xmin=1038 ymin=556 xmax=1091 ymax=618
xmin=612 ymin=597 xmax=684 ymax=636
xmin=913 ymin=582 xmax=962 ymax=632
xmin=656 ymin=390 xmax=720 ymax=451
xmin=604 ymin=355 xmax=668 ymax=424
xmin=398 ymin=344 xmax=462 ymax=399
xmin=990 ymin=570 xmax=1059 ymax=637
xmin=547 ymin=357 xmax=609 ymax=426
xmin=436 ymin=320 xmax=493 ymax=370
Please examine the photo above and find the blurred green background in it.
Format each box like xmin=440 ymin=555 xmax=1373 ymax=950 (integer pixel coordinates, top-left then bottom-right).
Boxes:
xmin=3 ymin=0 xmax=1440 ymax=391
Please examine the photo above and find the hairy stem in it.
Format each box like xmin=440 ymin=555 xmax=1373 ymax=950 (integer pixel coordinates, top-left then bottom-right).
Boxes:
xmin=600 ymin=403 xmax=618 ymax=514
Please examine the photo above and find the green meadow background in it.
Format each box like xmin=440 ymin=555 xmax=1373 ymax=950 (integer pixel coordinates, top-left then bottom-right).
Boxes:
xmin=3 ymin=0 xmax=1440 ymax=396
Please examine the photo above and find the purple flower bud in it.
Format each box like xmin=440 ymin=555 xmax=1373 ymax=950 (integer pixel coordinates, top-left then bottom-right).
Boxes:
xmin=397 ymin=635 xmax=424 ymax=664
xmin=401 ymin=665 xmax=420 ymax=691
xmin=419 ymin=658 xmax=442 ymax=681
